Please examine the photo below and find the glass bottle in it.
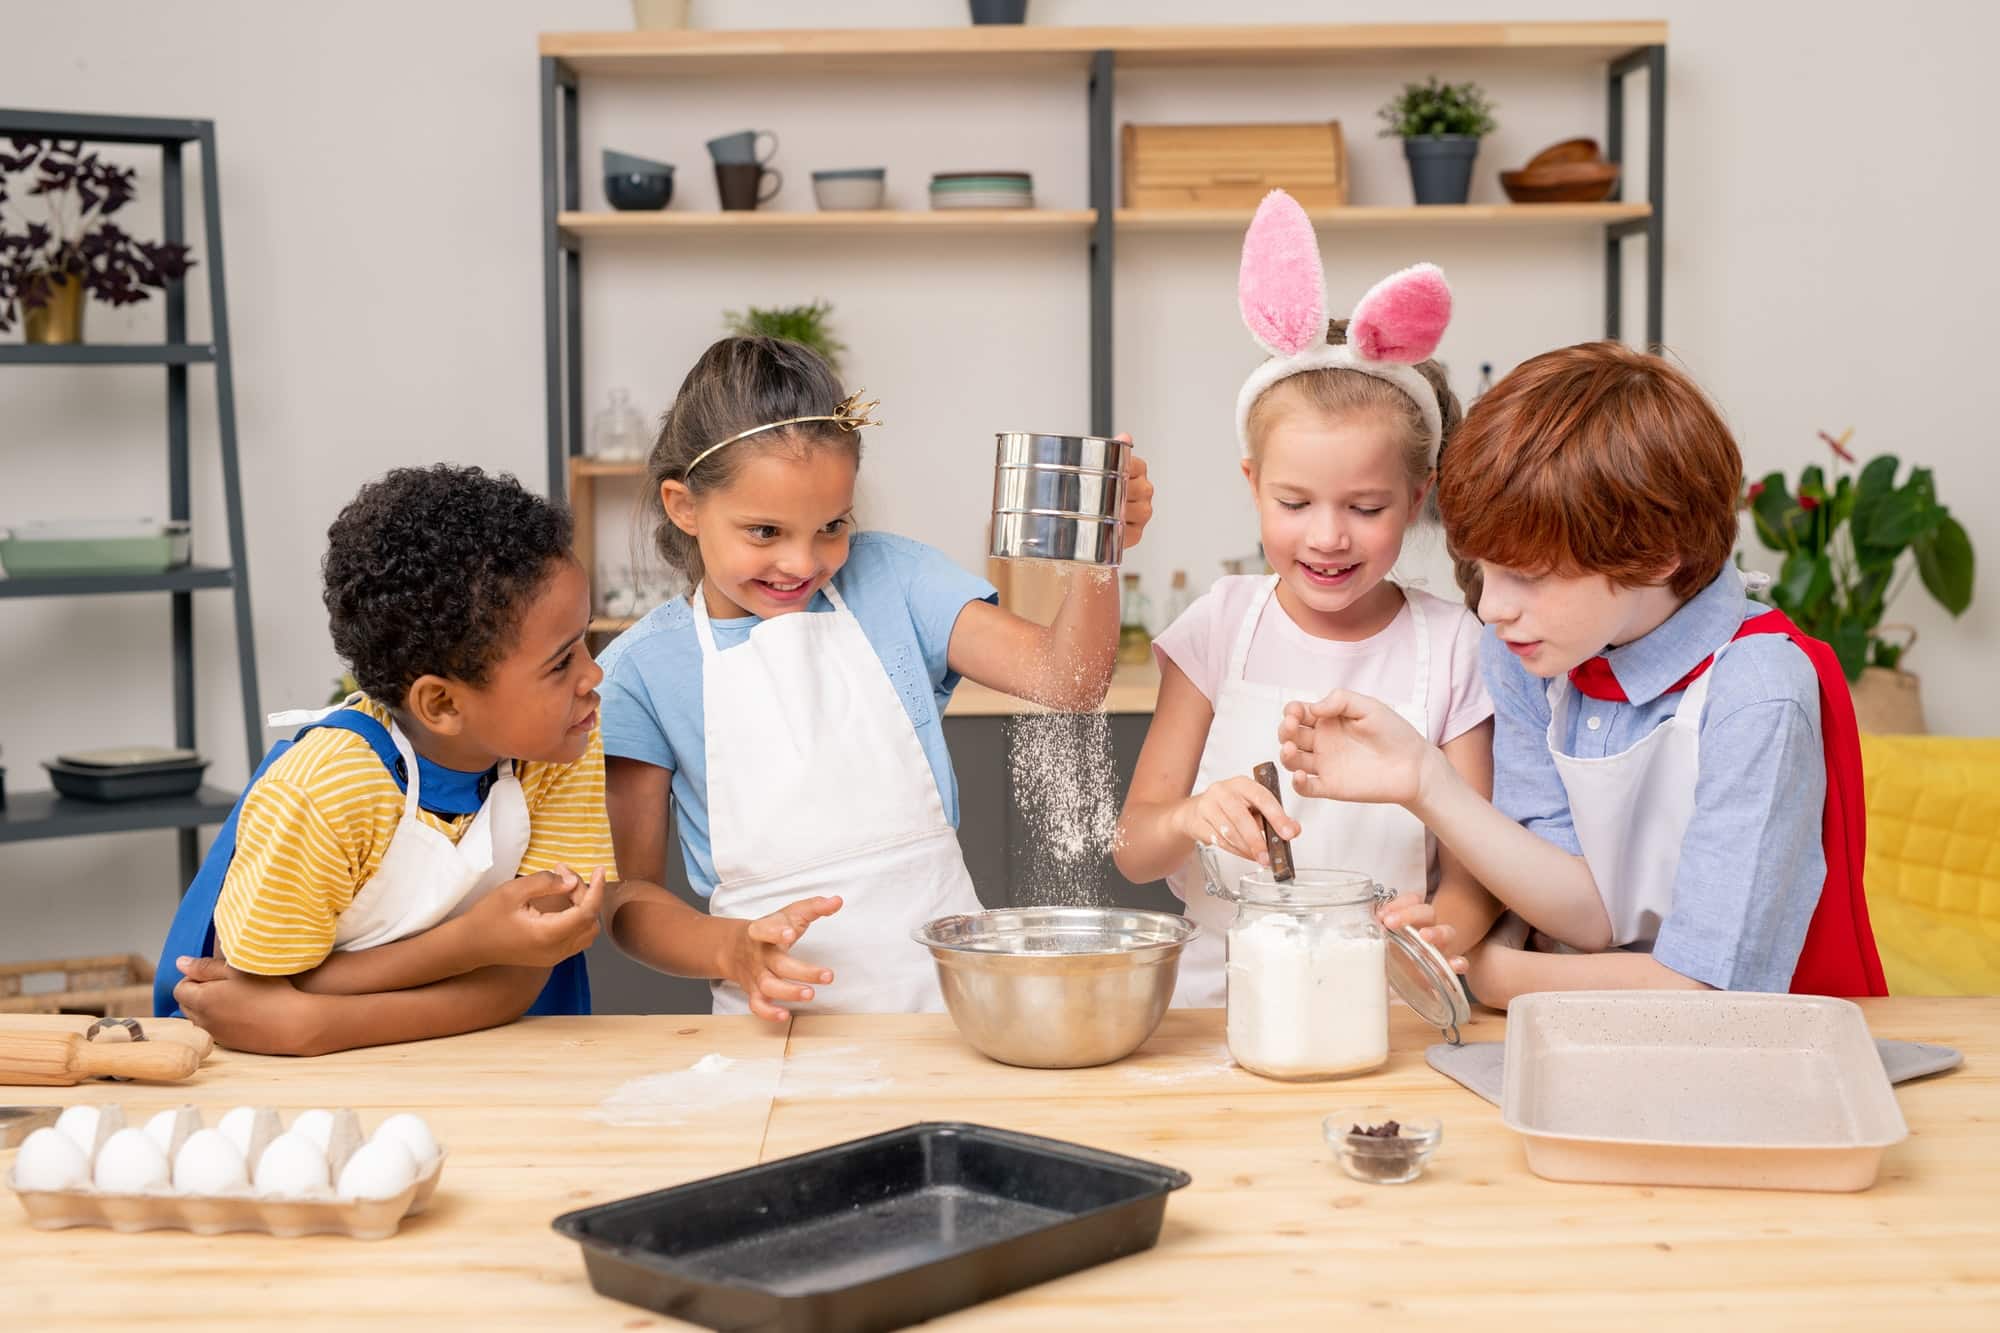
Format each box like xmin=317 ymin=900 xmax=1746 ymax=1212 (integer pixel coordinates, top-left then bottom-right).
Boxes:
xmin=1117 ymin=572 xmax=1153 ymax=666
xmin=589 ymin=386 xmax=648 ymax=461
xmin=1162 ymin=569 xmax=1193 ymax=628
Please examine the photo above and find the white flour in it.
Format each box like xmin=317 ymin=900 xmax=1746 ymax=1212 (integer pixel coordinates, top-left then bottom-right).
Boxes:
xmin=1006 ymin=708 xmax=1119 ymax=907
xmin=1226 ymin=915 xmax=1388 ymax=1079
xmin=585 ymin=1049 xmax=890 ymax=1126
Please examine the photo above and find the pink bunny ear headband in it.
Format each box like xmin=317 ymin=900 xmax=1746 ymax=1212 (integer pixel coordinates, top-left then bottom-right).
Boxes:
xmin=1235 ymin=189 xmax=1453 ymax=461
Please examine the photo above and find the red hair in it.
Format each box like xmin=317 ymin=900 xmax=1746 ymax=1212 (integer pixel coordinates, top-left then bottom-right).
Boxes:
xmin=1438 ymin=342 xmax=1742 ymax=600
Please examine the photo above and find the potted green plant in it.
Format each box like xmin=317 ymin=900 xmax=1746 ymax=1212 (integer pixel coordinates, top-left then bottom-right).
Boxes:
xmin=724 ymin=300 xmax=847 ymax=372
xmin=0 ymin=138 xmax=195 ymax=343
xmin=1377 ymin=76 xmax=1498 ymax=206
xmin=1743 ymin=429 xmax=1976 ymax=733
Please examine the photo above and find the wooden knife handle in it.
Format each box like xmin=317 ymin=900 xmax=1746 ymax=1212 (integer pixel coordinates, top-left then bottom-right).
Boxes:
xmin=1251 ymin=762 xmax=1296 ymax=883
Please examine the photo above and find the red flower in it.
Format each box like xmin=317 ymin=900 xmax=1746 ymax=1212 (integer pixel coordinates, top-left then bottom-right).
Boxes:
xmin=1819 ymin=429 xmax=1856 ymax=463
xmin=1747 ymin=481 xmax=1767 ymax=503
xmin=1799 ymin=494 xmax=1822 ymax=511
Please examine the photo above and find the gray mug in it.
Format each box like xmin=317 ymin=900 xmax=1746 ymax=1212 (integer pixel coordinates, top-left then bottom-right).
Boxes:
xmin=706 ymin=129 xmax=778 ymax=166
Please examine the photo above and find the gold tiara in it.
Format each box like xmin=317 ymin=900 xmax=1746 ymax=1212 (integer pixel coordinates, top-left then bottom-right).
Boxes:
xmin=683 ymin=390 xmax=882 ymax=477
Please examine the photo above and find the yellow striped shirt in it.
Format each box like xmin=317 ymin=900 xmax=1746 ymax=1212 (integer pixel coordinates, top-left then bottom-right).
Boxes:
xmin=214 ymin=697 xmax=616 ymax=976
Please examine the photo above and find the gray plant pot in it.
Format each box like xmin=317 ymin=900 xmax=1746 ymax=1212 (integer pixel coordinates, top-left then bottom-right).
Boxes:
xmin=970 ymin=0 xmax=1027 ymax=22
xmin=1403 ymin=135 xmax=1480 ymax=206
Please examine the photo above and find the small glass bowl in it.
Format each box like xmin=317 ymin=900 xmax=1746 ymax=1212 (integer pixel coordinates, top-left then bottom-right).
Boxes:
xmin=1322 ymin=1106 xmax=1442 ymax=1185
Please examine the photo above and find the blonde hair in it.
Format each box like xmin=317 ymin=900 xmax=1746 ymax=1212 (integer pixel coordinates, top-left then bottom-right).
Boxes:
xmin=1243 ymin=319 xmax=1462 ymax=513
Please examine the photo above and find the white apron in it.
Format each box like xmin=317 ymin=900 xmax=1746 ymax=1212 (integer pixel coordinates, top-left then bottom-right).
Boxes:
xmin=1166 ymin=576 xmax=1432 ymax=1007
xmin=693 ymin=583 xmax=982 ymax=1014
xmin=265 ymin=696 xmax=531 ymax=953
xmin=1543 ymin=636 xmax=1742 ymax=949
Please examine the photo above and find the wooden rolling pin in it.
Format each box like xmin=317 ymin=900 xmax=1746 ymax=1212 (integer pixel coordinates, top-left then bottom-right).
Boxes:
xmin=0 ymin=1030 xmax=203 ymax=1086
xmin=0 ymin=1014 xmax=215 ymax=1061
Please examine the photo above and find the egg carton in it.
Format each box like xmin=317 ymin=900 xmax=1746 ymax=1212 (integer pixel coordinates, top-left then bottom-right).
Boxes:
xmin=6 ymin=1103 xmax=445 ymax=1239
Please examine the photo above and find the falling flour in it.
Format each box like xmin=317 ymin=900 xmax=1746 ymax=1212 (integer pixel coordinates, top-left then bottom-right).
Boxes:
xmin=1006 ymin=708 xmax=1119 ymax=907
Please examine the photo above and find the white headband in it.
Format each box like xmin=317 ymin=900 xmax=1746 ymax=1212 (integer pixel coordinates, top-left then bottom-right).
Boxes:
xmin=1236 ymin=345 xmax=1444 ymax=462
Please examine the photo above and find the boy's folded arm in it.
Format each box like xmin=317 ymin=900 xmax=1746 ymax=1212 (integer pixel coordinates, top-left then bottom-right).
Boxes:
xmin=289 ymin=914 xmax=484 ymax=995
xmin=300 ymin=965 xmax=552 ymax=1054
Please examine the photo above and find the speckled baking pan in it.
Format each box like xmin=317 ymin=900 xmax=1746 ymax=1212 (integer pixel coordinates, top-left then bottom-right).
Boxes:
xmin=1500 ymin=991 xmax=1908 ymax=1192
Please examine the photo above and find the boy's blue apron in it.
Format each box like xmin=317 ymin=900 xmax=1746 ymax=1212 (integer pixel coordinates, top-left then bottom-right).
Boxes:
xmin=154 ymin=709 xmax=589 ymax=1018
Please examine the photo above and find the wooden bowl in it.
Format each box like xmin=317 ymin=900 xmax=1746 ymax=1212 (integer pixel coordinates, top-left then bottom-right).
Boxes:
xmin=1525 ymin=137 xmax=1603 ymax=170
xmin=1500 ymin=161 xmax=1620 ymax=204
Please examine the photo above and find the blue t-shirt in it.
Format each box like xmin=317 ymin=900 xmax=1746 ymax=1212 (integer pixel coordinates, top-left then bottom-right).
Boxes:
xmin=597 ymin=532 xmax=997 ymax=898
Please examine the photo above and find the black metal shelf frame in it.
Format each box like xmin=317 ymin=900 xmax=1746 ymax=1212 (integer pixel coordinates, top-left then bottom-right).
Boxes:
xmin=538 ymin=37 xmax=1667 ymax=495
xmin=0 ymin=108 xmax=263 ymax=883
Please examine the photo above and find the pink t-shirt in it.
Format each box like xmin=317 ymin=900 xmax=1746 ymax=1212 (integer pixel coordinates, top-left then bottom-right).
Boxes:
xmin=1153 ymin=575 xmax=1493 ymax=747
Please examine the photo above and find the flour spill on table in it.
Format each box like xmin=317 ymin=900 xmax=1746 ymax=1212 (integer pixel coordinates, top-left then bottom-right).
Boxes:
xmin=1122 ymin=1053 xmax=1239 ymax=1084
xmin=586 ymin=1049 xmax=891 ymax=1126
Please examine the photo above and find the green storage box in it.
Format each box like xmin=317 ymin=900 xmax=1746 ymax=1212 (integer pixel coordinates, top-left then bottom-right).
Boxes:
xmin=0 ymin=520 xmax=192 ymax=576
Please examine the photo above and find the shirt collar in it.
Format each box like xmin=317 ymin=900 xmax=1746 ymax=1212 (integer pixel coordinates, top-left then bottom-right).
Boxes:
xmin=1602 ymin=564 xmax=1748 ymax=705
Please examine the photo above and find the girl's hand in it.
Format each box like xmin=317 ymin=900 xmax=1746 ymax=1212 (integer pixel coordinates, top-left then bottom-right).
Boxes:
xmin=1116 ymin=435 xmax=1155 ymax=550
xmin=1278 ymin=689 xmax=1432 ymax=807
xmin=1376 ymin=895 xmax=1468 ymax=974
xmin=724 ymin=895 xmax=843 ymax=1022
xmin=1171 ymin=775 xmax=1300 ymax=866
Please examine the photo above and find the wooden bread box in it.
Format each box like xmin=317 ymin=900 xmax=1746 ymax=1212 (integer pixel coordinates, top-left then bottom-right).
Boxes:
xmin=1121 ymin=121 xmax=1347 ymax=209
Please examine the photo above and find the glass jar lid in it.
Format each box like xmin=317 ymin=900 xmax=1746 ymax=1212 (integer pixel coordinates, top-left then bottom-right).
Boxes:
xmin=1383 ymin=922 xmax=1471 ymax=1044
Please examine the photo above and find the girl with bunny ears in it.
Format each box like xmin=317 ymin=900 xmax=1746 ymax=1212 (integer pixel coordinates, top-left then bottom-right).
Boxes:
xmin=1114 ymin=191 xmax=1499 ymax=1008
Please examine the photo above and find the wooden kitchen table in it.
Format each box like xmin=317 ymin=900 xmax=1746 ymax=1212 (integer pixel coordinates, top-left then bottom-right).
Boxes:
xmin=4 ymin=1000 xmax=1994 ymax=1330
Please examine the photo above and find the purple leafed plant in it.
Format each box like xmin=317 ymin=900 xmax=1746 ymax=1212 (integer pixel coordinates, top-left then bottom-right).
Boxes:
xmin=0 ymin=137 xmax=195 ymax=333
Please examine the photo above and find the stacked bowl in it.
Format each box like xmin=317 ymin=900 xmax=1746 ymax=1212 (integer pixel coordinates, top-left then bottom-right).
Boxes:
xmin=930 ymin=171 xmax=1033 ymax=210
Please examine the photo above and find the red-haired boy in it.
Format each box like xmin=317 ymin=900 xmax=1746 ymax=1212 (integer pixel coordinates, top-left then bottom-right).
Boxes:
xmin=1279 ymin=341 xmax=1885 ymax=1005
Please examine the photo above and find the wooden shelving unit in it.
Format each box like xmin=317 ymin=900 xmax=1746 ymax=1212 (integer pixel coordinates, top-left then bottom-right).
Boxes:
xmin=541 ymin=20 xmax=1668 ymax=611
xmin=559 ymin=209 xmax=1097 ymax=237
xmin=539 ymin=21 xmax=1667 ymax=73
xmin=557 ymin=202 xmax=1650 ymax=242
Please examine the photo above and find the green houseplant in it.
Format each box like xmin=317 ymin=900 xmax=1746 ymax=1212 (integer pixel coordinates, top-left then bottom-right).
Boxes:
xmin=1744 ymin=429 xmax=1975 ymax=729
xmin=1377 ymin=76 xmax=1498 ymax=206
xmin=723 ymin=300 xmax=846 ymax=373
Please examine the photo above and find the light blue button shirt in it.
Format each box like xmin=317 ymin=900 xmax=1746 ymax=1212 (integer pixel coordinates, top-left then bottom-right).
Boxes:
xmin=1483 ymin=565 xmax=1827 ymax=991
xmin=597 ymin=532 xmax=996 ymax=899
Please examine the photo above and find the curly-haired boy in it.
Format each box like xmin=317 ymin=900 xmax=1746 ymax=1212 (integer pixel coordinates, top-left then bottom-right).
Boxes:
xmin=156 ymin=465 xmax=616 ymax=1052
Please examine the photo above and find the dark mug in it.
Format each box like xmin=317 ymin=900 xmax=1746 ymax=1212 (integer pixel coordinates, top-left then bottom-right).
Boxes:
xmin=716 ymin=161 xmax=783 ymax=210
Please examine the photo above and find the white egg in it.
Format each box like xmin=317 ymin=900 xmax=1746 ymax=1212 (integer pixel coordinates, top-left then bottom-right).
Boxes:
xmin=335 ymin=1135 xmax=419 ymax=1201
xmin=142 ymin=1108 xmax=182 ymax=1156
xmin=289 ymin=1108 xmax=336 ymax=1152
xmin=172 ymin=1129 xmax=249 ymax=1195
xmin=217 ymin=1105 xmax=260 ymax=1157
xmin=370 ymin=1113 xmax=439 ymax=1168
xmin=253 ymin=1131 xmax=329 ymax=1198
xmin=54 ymin=1104 xmax=101 ymax=1155
xmin=12 ymin=1127 xmax=91 ymax=1192
xmin=93 ymin=1128 xmax=171 ymax=1193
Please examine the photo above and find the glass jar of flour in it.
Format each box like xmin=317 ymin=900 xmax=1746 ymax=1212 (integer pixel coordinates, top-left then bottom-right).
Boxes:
xmin=1198 ymin=847 xmax=1468 ymax=1081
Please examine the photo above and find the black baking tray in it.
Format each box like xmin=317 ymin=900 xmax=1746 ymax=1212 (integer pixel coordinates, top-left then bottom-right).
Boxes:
xmin=552 ymin=1121 xmax=1190 ymax=1333
xmin=43 ymin=757 xmax=208 ymax=802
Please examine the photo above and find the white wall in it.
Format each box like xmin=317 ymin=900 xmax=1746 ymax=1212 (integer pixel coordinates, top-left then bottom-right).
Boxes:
xmin=5 ymin=0 xmax=1997 ymax=962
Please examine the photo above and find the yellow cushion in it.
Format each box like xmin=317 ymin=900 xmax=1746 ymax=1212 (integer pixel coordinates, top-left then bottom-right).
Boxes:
xmin=1860 ymin=733 xmax=2000 ymax=995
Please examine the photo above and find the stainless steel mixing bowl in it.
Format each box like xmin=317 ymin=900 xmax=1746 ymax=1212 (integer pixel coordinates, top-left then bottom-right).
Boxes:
xmin=914 ymin=907 xmax=1198 ymax=1068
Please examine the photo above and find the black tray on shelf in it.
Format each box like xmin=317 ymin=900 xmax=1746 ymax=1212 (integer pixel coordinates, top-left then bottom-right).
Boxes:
xmin=43 ymin=758 xmax=208 ymax=803
xmin=552 ymin=1121 xmax=1190 ymax=1333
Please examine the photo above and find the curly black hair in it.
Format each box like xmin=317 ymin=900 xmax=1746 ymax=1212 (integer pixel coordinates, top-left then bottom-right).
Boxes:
xmin=322 ymin=465 xmax=575 ymax=706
